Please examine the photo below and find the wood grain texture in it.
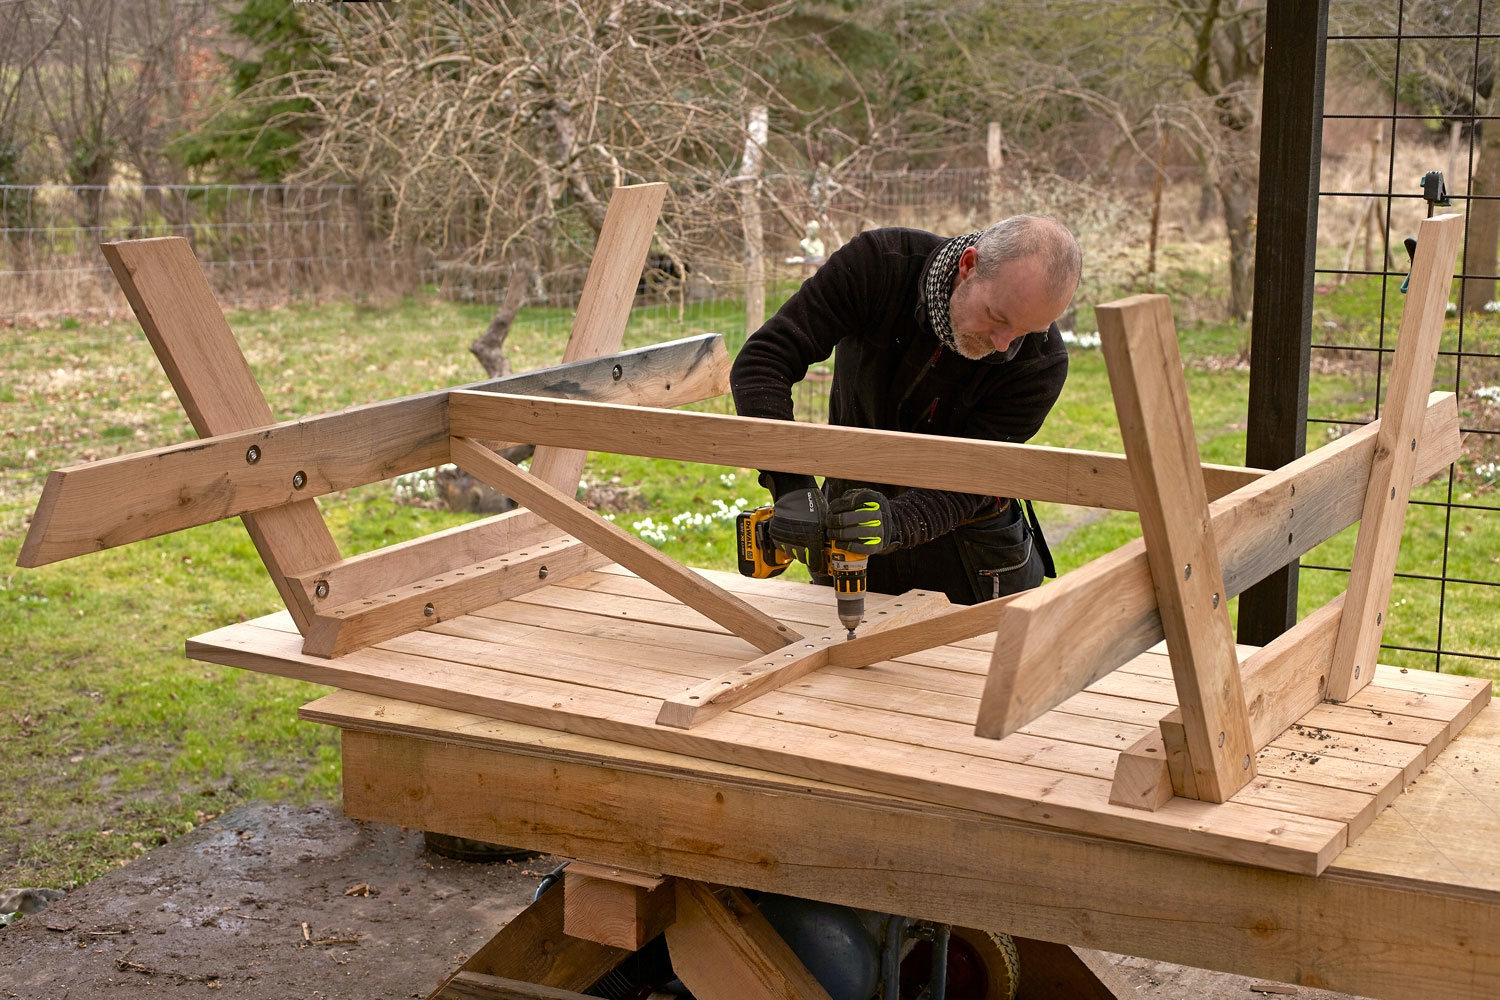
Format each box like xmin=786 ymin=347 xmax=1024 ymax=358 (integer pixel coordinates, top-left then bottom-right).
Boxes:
xmin=663 ymin=882 xmax=833 ymax=1000
xmin=975 ymin=391 xmax=1460 ymax=740
xmin=326 ymin=701 xmax=1500 ymax=1000
xmin=562 ymin=864 xmax=675 ymax=951
xmin=19 ymin=334 xmax=727 ymax=570
xmin=95 ymin=237 xmax=338 ymax=633
xmin=1329 ymin=213 xmax=1465 ymax=701
xmin=1108 ymin=731 xmax=1175 ymax=811
xmin=436 ymin=972 xmax=599 ymax=1000
xmin=451 ymin=436 xmax=797 ymax=652
xmin=528 ymin=183 xmax=667 ymax=494
xmin=1096 ymin=293 xmax=1254 ymax=803
xmin=448 ymin=391 xmax=1265 ymax=511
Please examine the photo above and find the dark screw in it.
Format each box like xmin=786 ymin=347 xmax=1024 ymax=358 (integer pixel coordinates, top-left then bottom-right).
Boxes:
xmin=1212 ymin=593 xmax=1220 ymax=609
xmin=423 ymin=603 xmax=435 ymax=617
xmin=1355 ymin=664 xmax=1362 ymax=679
xmin=314 ymin=580 xmax=329 ymax=600
xmin=1390 ymin=486 xmax=1396 ymax=500
xmin=292 ymin=470 xmax=308 ymax=490
xmin=611 ymin=364 xmax=623 ymax=381
xmin=1377 ymin=612 xmax=1383 ymax=625
xmin=245 ymin=445 xmax=261 ymax=465
xmin=538 ymin=566 xmax=549 ymax=579
xmin=1411 ymin=438 xmax=1417 ymax=451
xmin=1183 ymin=564 xmax=1192 ymax=580
xmin=1243 ymin=755 xmax=1251 ymax=770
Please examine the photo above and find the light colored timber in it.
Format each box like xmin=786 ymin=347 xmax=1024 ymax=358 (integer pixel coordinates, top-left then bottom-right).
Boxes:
xmin=1108 ymin=731 xmax=1175 ymax=810
xmin=527 ymin=182 xmax=667 ymax=494
xmin=974 ymin=391 xmax=1460 ymax=740
xmin=562 ymin=862 xmax=675 ymax=951
xmin=1329 ymin=213 xmax=1465 ymax=701
xmin=1098 ymin=293 xmax=1254 ymax=803
xmin=302 ymin=535 xmax=609 ymax=658
xmin=96 ymin=237 xmax=338 ymax=633
xmin=663 ymin=882 xmax=834 ymax=1000
xmin=192 ymin=615 xmax=1347 ymax=873
xmin=447 ymin=391 xmax=1265 ymax=511
xmin=18 ymin=334 xmax=728 ymax=571
xmin=435 ymin=972 xmax=599 ymax=1000
xmin=450 ymin=436 xmax=797 ymax=652
xmin=324 ymin=694 xmax=1500 ymax=1000
xmin=656 ymin=590 xmax=948 ymax=729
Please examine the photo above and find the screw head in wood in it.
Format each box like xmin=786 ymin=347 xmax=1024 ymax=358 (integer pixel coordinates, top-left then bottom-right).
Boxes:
xmin=1243 ymin=755 xmax=1251 ymax=770
xmin=423 ymin=603 xmax=435 ymax=617
xmin=1354 ymin=664 xmax=1361 ymax=679
xmin=292 ymin=470 xmax=307 ymax=489
xmin=1411 ymin=438 xmax=1417 ymax=451
xmin=612 ymin=364 xmax=623 ymax=380
xmin=538 ymin=565 xmax=549 ymax=579
xmin=1218 ymin=731 xmax=1225 ymax=747
xmin=1390 ymin=486 xmax=1396 ymax=500
xmin=1376 ymin=611 xmax=1383 ymax=625
xmin=1212 ymin=593 xmax=1220 ymax=609
xmin=1183 ymin=564 xmax=1192 ymax=580
xmin=245 ymin=445 xmax=261 ymax=464
xmin=314 ymin=580 xmax=329 ymax=599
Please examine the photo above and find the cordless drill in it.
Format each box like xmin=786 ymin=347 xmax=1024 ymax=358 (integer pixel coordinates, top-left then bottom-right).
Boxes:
xmin=736 ymin=505 xmax=868 ymax=639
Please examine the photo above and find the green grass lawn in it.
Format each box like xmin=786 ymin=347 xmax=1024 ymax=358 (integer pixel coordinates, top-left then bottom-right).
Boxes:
xmin=2 ymin=269 xmax=1497 ymax=891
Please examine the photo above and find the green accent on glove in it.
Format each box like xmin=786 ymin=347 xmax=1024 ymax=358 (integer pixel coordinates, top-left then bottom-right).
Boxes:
xmin=826 ymin=488 xmax=901 ymax=556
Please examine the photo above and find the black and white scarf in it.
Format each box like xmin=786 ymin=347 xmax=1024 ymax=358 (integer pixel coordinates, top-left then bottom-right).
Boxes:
xmin=922 ymin=230 xmax=983 ymax=353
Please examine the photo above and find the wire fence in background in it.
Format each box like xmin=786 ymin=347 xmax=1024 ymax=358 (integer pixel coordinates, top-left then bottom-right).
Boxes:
xmin=1312 ymin=0 xmax=1500 ymax=674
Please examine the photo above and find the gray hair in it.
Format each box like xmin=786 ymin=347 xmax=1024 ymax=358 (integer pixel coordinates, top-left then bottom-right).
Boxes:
xmin=972 ymin=215 xmax=1082 ymax=300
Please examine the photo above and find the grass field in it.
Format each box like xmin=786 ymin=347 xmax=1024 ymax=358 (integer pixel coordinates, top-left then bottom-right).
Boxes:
xmin=2 ymin=269 xmax=1498 ymax=892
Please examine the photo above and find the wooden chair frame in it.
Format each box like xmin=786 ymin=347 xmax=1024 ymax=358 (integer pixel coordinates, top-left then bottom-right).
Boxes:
xmin=19 ymin=189 xmax=1468 ymax=812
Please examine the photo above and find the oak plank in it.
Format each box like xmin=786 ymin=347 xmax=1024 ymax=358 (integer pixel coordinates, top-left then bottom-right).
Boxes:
xmin=97 ymin=236 xmax=339 ymax=632
xmin=563 ymin=862 xmax=675 ymax=951
xmin=975 ymin=391 xmax=1460 ymax=740
xmin=450 ymin=436 xmax=797 ymax=652
xmin=1330 ymin=213 xmax=1466 ymax=701
xmin=437 ymin=972 xmax=600 ymax=1000
xmin=664 ymin=882 xmax=833 ymax=1000
xmin=527 ymin=183 xmax=667 ymax=494
xmin=448 ymin=391 xmax=1265 ymax=512
xmin=19 ymin=334 xmax=728 ymax=571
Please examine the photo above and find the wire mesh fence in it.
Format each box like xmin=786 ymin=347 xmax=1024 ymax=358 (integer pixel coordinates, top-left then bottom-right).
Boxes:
xmin=1311 ymin=0 xmax=1500 ymax=674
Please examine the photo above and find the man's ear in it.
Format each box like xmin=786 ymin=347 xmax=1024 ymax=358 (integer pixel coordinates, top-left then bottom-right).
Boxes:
xmin=955 ymin=246 xmax=979 ymax=282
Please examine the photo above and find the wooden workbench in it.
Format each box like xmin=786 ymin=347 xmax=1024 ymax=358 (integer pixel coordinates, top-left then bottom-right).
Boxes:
xmin=187 ymin=566 xmax=1500 ymax=1000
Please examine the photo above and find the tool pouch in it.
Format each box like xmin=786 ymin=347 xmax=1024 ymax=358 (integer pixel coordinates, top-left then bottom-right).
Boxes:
xmin=954 ymin=499 xmax=1053 ymax=604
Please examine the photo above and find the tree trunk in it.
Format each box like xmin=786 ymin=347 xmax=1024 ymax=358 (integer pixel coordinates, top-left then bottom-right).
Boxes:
xmin=1462 ymin=123 xmax=1500 ymax=314
xmin=740 ymin=105 xmax=768 ymax=338
xmin=470 ymin=259 xmax=534 ymax=378
xmin=1218 ymin=163 xmax=1257 ymax=321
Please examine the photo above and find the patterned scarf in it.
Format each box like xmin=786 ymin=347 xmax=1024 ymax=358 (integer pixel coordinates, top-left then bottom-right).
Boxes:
xmin=922 ymin=230 xmax=983 ymax=353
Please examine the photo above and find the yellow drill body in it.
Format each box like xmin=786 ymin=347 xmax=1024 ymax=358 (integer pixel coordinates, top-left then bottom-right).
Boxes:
xmin=736 ymin=506 xmax=869 ymax=638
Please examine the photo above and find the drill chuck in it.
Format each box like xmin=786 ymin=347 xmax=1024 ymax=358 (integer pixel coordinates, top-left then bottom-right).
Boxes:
xmin=829 ymin=546 xmax=868 ymax=639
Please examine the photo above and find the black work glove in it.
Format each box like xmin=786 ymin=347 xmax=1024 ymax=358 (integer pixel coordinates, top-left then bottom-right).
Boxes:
xmin=768 ymin=487 xmax=829 ymax=574
xmin=826 ymin=488 xmax=902 ymax=556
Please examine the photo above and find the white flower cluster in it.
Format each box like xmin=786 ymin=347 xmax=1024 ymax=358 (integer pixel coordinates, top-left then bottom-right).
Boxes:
xmin=1059 ymin=330 xmax=1102 ymax=349
xmin=1473 ymin=385 xmax=1500 ymax=404
xmin=393 ymin=464 xmax=454 ymax=502
xmin=1473 ymin=461 xmax=1500 ymax=484
xmin=631 ymin=497 xmax=751 ymax=548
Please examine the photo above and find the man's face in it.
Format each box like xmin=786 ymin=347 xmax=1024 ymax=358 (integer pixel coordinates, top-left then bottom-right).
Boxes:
xmin=947 ymin=249 xmax=1074 ymax=361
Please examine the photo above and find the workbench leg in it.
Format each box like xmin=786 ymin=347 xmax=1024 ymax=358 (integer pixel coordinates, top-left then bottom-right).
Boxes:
xmin=427 ymin=881 xmax=630 ymax=1000
xmin=664 ymin=881 xmax=834 ymax=1000
xmin=1013 ymin=936 xmax=1133 ymax=1000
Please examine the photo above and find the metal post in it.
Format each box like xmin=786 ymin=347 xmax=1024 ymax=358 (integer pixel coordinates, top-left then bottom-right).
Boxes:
xmin=1239 ymin=0 xmax=1330 ymax=645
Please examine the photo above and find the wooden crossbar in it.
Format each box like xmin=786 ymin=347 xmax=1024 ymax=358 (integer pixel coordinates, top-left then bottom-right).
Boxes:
xmin=18 ymin=334 xmax=728 ymax=569
xmin=973 ymin=391 xmax=1461 ymax=740
xmin=1098 ymin=294 xmax=1254 ymax=803
xmin=447 ymin=392 xmax=1266 ymax=510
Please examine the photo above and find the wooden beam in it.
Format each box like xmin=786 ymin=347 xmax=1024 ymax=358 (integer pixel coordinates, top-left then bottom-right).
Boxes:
xmin=1328 ymin=213 xmax=1465 ymax=701
xmin=302 ymin=534 xmax=608 ymax=658
xmin=528 ymin=183 xmax=667 ymax=494
xmin=663 ymin=882 xmax=834 ymax=1000
xmin=1013 ymin=937 xmax=1133 ymax=1000
xmin=97 ymin=236 xmax=338 ymax=633
xmin=1108 ymin=731 xmax=1175 ymax=811
xmin=1097 ymin=294 xmax=1254 ymax=803
xmin=656 ymin=590 xmax=949 ymax=729
xmin=19 ymin=333 xmax=727 ymax=571
xmin=434 ymin=973 xmax=599 ymax=1000
xmin=450 ymin=436 xmax=797 ymax=652
xmin=974 ymin=391 xmax=1460 ymax=740
xmin=563 ymin=861 xmax=676 ymax=951
xmin=448 ymin=392 xmax=1265 ymax=511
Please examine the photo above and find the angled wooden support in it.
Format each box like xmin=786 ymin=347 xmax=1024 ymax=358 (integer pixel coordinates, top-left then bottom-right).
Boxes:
xmin=656 ymin=589 xmax=949 ymax=729
xmin=447 ymin=392 xmax=1265 ymax=510
xmin=663 ymin=882 xmax=834 ymax=1000
xmin=433 ymin=972 xmax=600 ymax=1000
xmin=975 ymin=391 xmax=1461 ymax=741
xmin=563 ymin=861 xmax=676 ymax=951
xmin=450 ymin=436 xmax=798 ymax=652
xmin=1329 ymin=212 xmax=1465 ymax=702
xmin=18 ymin=333 xmax=727 ymax=570
xmin=1096 ymin=293 xmax=1254 ymax=802
xmin=527 ymin=182 xmax=667 ymax=494
xmin=99 ymin=237 xmax=339 ymax=634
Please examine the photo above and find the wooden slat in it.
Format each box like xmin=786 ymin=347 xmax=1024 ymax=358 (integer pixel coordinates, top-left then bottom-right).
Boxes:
xmin=190 ymin=616 xmax=1347 ymax=873
xmin=528 ymin=183 xmax=667 ymax=494
xmin=450 ymin=436 xmax=797 ymax=652
xmin=19 ymin=334 xmax=728 ymax=570
xmin=974 ymin=391 xmax=1461 ymax=740
xmin=436 ymin=972 xmax=599 ymax=1000
xmin=656 ymin=590 xmax=948 ymax=729
xmin=448 ymin=392 xmax=1265 ymax=511
xmin=303 ymin=535 xmax=609 ymax=658
xmin=97 ymin=237 xmax=338 ymax=633
xmin=664 ymin=882 xmax=834 ymax=1000
xmin=1329 ymin=213 xmax=1465 ymax=701
xmin=1097 ymin=293 xmax=1254 ymax=802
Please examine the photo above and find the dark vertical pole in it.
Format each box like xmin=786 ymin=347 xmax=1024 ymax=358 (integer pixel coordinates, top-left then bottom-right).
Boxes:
xmin=1239 ymin=0 xmax=1329 ymax=645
